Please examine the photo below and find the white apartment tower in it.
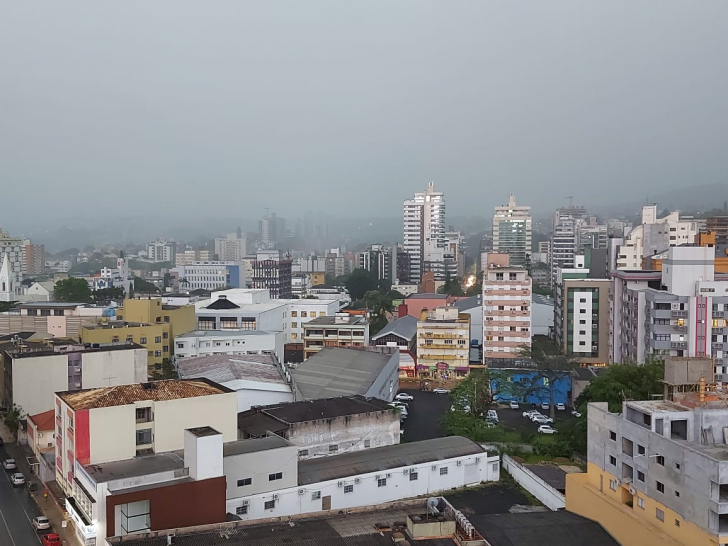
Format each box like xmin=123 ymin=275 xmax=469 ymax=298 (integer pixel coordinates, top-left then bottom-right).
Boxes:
xmin=403 ymin=182 xmax=446 ymax=284
xmin=215 ymin=233 xmax=247 ymax=262
xmin=492 ymin=194 xmax=532 ymax=267
xmin=482 ymin=253 xmax=532 ymax=362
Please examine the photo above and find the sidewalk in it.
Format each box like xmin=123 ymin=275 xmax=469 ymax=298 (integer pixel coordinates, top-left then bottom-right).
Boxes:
xmin=0 ymin=422 xmax=81 ymax=546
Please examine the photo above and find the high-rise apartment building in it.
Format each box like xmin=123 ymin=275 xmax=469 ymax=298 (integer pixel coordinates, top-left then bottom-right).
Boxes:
xmin=214 ymin=233 xmax=247 ymax=262
xmin=252 ymin=250 xmax=292 ymax=299
xmin=24 ymin=243 xmax=45 ymax=275
xmin=492 ymin=194 xmax=532 ymax=267
xmin=147 ymin=239 xmax=176 ymax=263
xmin=359 ymin=244 xmax=392 ymax=282
xmin=259 ymin=212 xmax=285 ymax=249
xmin=403 ymin=182 xmax=446 ymax=284
xmin=482 ymin=253 xmax=532 ymax=362
xmin=550 ymin=206 xmax=597 ymax=286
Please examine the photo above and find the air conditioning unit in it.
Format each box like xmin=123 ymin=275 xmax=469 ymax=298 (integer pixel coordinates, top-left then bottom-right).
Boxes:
xmin=629 ymin=486 xmax=637 ymax=495
xmin=273 ymin=494 xmax=279 ymax=500
xmin=457 ymin=460 xmax=462 ymax=466
xmin=386 ymin=473 xmax=391 ymax=478
xmin=403 ymin=469 xmax=409 ymax=475
xmin=475 ymin=457 xmax=480 ymax=463
xmin=337 ymin=481 xmax=344 ymax=487
xmin=298 ymin=489 xmax=305 ymax=495
xmin=354 ymin=478 xmax=361 ymax=484
xmin=431 ymin=465 xmax=437 ymax=471
xmin=375 ymin=474 xmax=381 ymax=480
xmin=242 ymin=500 xmax=249 ymax=506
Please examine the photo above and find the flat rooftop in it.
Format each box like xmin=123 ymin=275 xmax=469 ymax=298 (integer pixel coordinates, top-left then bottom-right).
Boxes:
xmin=57 ymin=378 xmax=231 ymax=410
xmin=84 ymin=451 xmax=186 ymax=484
xmin=9 ymin=342 xmax=144 ymax=359
xmin=626 ymin=400 xmax=691 ymax=414
xmin=303 ymin=315 xmax=367 ymax=326
xmin=222 ymin=435 xmax=291 ymax=457
xmin=177 ymin=330 xmax=276 ymax=338
xmin=298 ymin=436 xmax=483 ymax=485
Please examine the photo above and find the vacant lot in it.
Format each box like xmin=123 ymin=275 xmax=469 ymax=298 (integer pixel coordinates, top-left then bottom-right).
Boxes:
xmin=399 ymin=388 xmax=452 ymax=442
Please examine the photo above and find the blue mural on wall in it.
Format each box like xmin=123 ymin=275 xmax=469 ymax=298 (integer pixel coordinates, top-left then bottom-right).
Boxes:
xmin=491 ymin=370 xmax=572 ymax=405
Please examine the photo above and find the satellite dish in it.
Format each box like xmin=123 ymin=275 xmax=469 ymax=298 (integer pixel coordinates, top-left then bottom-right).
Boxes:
xmin=427 ymin=497 xmax=440 ymax=515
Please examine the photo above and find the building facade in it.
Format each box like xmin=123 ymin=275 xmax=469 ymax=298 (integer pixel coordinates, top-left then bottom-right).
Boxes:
xmin=147 ymin=240 xmax=176 ymax=263
xmin=215 ymin=233 xmax=247 ymax=262
xmin=174 ymin=261 xmax=245 ymax=291
xmin=492 ymin=193 xmax=532 ymax=267
xmin=482 ymin=254 xmax=532 ymax=362
xmin=359 ymin=244 xmax=392 ymax=282
xmin=302 ymin=314 xmax=369 ymax=360
xmin=25 ymin=243 xmax=45 ymax=275
xmin=174 ymin=330 xmax=284 ymax=361
xmin=416 ymin=307 xmax=470 ymax=379
xmin=403 ymin=182 xmax=446 ymax=283
xmin=252 ymin=250 xmax=293 ymax=299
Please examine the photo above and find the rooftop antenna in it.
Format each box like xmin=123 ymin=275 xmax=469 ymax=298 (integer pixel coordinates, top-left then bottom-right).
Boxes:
xmin=427 ymin=497 xmax=440 ymax=515
xmin=565 ymin=195 xmax=574 ymax=207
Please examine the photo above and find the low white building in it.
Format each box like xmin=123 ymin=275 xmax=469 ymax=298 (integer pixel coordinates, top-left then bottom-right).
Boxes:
xmin=175 ymin=330 xmax=284 ymax=361
xmin=177 ymin=353 xmax=293 ymax=412
xmin=21 ymin=281 xmax=55 ymax=302
xmin=227 ymin=436 xmax=499 ymax=520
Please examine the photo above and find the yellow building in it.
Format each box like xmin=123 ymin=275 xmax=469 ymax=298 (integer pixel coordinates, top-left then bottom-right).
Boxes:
xmin=80 ymin=298 xmax=195 ymax=373
xmin=566 ymin=401 xmax=726 ymax=546
xmin=416 ymin=306 xmax=470 ymax=379
xmin=310 ymin=272 xmax=326 ymax=286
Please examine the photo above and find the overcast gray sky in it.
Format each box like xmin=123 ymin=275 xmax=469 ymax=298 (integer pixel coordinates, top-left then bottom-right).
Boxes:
xmin=2 ymin=1 xmax=727 ymax=231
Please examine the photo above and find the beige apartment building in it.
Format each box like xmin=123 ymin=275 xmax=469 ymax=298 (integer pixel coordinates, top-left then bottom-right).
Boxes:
xmin=482 ymin=253 xmax=532 ymax=362
xmin=416 ymin=306 xmax=470 ymax=379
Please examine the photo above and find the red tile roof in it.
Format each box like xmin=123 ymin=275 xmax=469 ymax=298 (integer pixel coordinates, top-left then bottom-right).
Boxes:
xmin=28 ymin=410 xmax=55 ymax=431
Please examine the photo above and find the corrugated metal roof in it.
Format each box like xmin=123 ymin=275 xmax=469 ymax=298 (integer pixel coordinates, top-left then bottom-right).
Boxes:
xmin=57 ymin=379 xmax=230 ymax=410
xmin=370 ymin=315 xmax=418 ymax=341
xmin=297 ymin=436 xmax=483 ymax=485
xmin=177 ymin=354 xmax=286 ymax=386
xmin=292 ymin=348 xmax=396 ymax=400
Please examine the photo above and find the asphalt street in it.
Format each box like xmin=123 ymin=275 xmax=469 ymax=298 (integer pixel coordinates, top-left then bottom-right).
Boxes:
xmin=0 ymin=446 xmax=43 ymax=546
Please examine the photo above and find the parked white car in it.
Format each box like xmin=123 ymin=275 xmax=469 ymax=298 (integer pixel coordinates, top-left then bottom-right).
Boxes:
xmin=538 ymin=425 xmax=557 ymax=434
xmin=540 ymin=402 xmax=550 ymax=410
xmin=395 ymin=393 xmax=414 ymax=401
xmin=571 ymin=409 xmax=582 ymax=418
xmin=527 ymin=412 xmax=544 ymax=421
xmin=532 ymin=415 xmax=554 ymax=424
xmin=2 ymin=459 xmax=16 ymax=471
xmin=523 ymin=409 xmax=540 ymax=418
xmin=10 ymin=473 xmax=25 ymax=486
xmin=509 ymin=400 xmax=520 ymax=410
xmin=432 ymin=387 xmax=450 ymax=394
xmin=556 ymin=403 xmax=566 ymax=411
xmin=32 ymin=516 xmax=51 ymax=531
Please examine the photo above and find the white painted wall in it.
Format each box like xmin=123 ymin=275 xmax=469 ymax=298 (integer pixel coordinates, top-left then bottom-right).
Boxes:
xmin=230 ymin=382 xmax=293 ymax=413
xmin=224 ymin=444 xmax=299 ymax=498
xmin=89 ymin=404 xmax=137 ymax=464
xmin=175 ymin=331 xmax=284 ymax=361
xmin=502 ymin=454 xmax=565 ymax=510
xmin=81 ymin=348 xmax=148 ymax=389
xmin=184 ymin=429 xmax=224 ymax=481
xmin=226 ymin=452 xmax=500 ymax=521
xmin=12 ymin=354 xmax=70 ymax=415
xmin=572 ymin=291 xmax=593 ymax=354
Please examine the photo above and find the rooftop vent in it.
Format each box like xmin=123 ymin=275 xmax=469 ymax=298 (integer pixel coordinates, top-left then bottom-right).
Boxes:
xmin=141 ymin=382 xmax=156 ymax=390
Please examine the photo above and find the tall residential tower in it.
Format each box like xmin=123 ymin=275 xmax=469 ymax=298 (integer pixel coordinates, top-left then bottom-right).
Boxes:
xmin=492 ymin=194 xmax=532 ymax=267
xmin=403 ymin=182 xmax=446 ymax=284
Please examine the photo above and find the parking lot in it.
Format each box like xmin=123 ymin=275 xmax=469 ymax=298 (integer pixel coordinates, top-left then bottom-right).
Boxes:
xmin=398 ymin=388 xmax=452 ymax=442
xmin=493 ymin=403 xmax=577 ymax=436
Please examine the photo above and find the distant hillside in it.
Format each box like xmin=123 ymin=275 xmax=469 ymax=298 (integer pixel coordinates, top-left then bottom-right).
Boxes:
xmin=596 ymin=183 xmax=728 ymax=218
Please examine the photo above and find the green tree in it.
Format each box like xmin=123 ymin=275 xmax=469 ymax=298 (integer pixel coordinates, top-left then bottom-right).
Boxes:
xmin=153 ymin=358 xmax=178 ymax=380
xmin=449 ymin=370 xmax=493 ymax=416
xmin=524 ymin=253 xmax=532 ymax=277
xmin=133 ymin=276 xmax=160 ymax=293
xmin=345 ymin=269 xmax=380 ymax=301
xmin=437 ymin=275 xmax=464 ymax=296
xmin=3 ymin=405 xmax=22 ymax=436
xmin=54 ymin=277 xmax=92 ymax=303
xmin=92 ymin=286 xmax=125 ymax=303
xmin=0 ymin=301 xmax=13 ymax=312
xmin=575 ymin=360 xmax=664 ymax=413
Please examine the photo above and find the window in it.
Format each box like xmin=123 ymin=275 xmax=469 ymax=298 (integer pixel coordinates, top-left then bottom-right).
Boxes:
xmin=164 ymin=315 xmax=170 ymax=323
xmin=637 ymin=471 xmax=645 ymax=482
xmin=675 ymin=462 xmax=681 ymax=470
xmin=162 ymin=346 xmax=168 ymax=353
xmin=329 ymin=444 xmax=338 ymax=453
xmin=344 ymin=484 xmax=354 ymax=494
xmin=440 ymin=467 xmax=448 ymax=476
xmin=637 ymin=444 xmax=645 ymax=455
xmin=609 ymin=479 xmax=617 ymax=491
xmin=409 ymin=471 xmax=418 ymax=481
xmin=292 ymin=322 xmax=297 ymax=328
xmin=364 ymin=440 xmax=371 ymax=448
xmin=579 ymin=319 xmax=586 ymax=324
xmin=269 ymin=472 xmax=283 ymax=481
xmin=675 ymin=519 xmax=680 ymax=527
xmin=136 ymin=428 xmax=152 ymax=445
xmin=292 ymin=333 xmax=298 ymax=339
xmin=154 ymin=350 xmax=161 ymax=357
xmin=609 ymin=430 xmax=616 ymax=441
xmin=637 ymin=497 xmax=645 ymax=509
xmin=301 ymin=311 xmax=307 ymax=317
xmin=675 ymin=490 xmax=680 ymax=498
xmin=140 ymin=337 xmax=147 ymax=344
xmin=311 ymin=491 xmax=321 ymax=500
xmin=609 ymin=456 xmax=616 ymax=466
xmin=236 ymin=505 xmax=248 ymax=515
xmin=377 ymin=478 xmax=387 ymax=487
xmin=154 ymin=336 xmax=161 ymax=343
xmin=656 ymin=508 xmax=664 ymax=522
xmin=237 ymin=478 xmax=252 ymax=487
xmin=580 ymin=309 xmax=586 ymax=314
xmin=579 ymin=298 xmax=587 ymax=303
xmin=292 ymin=311 xmax=298 ymax=317
xmin=656 ymin=481 xmax=664 ymax=493
xmin=264 ymin=500 xmax=276 ymax=510
xmin=298 ymin=449 xmax=309 ymax=457
xmin=162 ymin=332 xmax=168 ymax=339
xmin=656 ymin=455 xmax=664 ymax=466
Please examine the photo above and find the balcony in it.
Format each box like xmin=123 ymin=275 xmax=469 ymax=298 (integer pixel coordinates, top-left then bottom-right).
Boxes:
xmin=713 ymin=343 xmax=724 ymax=351
xmin=672 ymin=310 xmax=688 ymax=318
xmin=671 ymin=341 xmax=687 ymax=349
xmin=715 ymin=311 xmax=725 ymax=318
xmin=672 ymin=325 xmax=686 ymax=333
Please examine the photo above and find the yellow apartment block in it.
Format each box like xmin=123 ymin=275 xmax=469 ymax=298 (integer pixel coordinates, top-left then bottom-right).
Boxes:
xmin=566 ymin=463 xmax=719 ymax=546
xmin=81 ymin=298 xmax=195 ymax=372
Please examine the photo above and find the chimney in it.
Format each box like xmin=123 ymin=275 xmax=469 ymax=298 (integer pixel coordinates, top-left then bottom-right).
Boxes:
xmin=398 ymin=303 xmax=408 ymax=318
xmin=184 ymin=427 xmax=223 ymax=481
xmin=420 ymin=308 xmax=429 ymax=322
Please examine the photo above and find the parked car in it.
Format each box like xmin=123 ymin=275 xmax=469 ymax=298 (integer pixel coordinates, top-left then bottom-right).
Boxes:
xmin=527 ymin=412 xmax=544 ymax=421
xmin=395 ymin=393 xmax=414 ymax=401
xmin=450 ymin=404 xmax=471 ymax=413
xmin=42 ymin=534 xmax=61 ymax=546
xmin=394 ymin=405 xmax=408 ymax=416
xmin=0 ymin=436 xmax=4 ymax=446
xmin=10 ymin=473 xmax=25 ymax=486
xmin=571 ymin=409 xmax=582 ymax=418
xmin=533 ymin=415 xmax=554 ymax=424
xmin=432 ymin=388 xmax=449 ymax=394
xmin=540 ymin=402 xmax=550 ymax=410
xmin=2 ymin=459 xmax=16 ymax=471
xmin=556 ymin=403 xmax=566 ymax=411
xmin=538 ymin=425 xmax=558 ymax=434
xmin=509 ymin=400 xmax=520 ymax=410
xmin=32 ymin=516 xmax=51 ymax=531
xmin=522 ymin=409 xmax=540 ymax=418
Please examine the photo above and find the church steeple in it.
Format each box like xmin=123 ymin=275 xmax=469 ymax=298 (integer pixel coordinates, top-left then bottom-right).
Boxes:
xmin=0 ymin=253 xmax=14 ymax=302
